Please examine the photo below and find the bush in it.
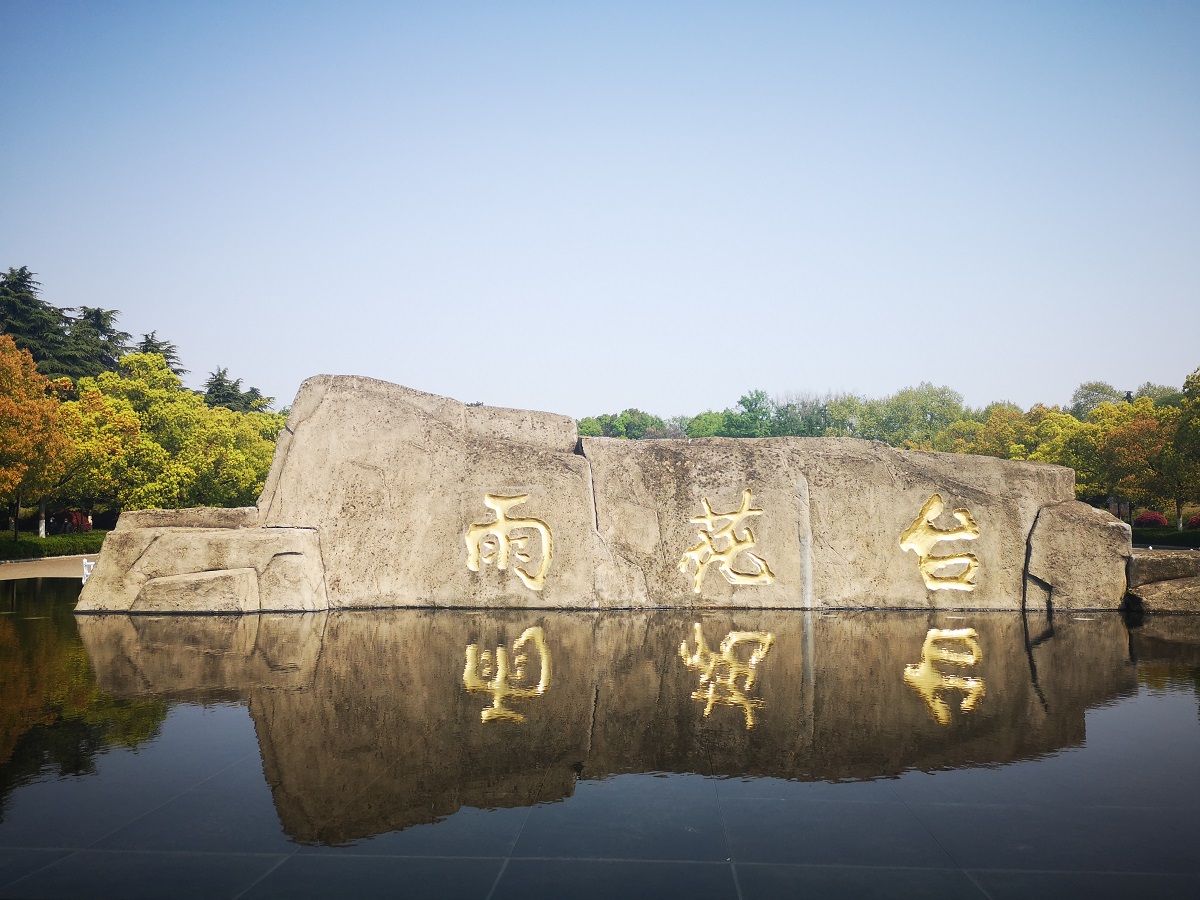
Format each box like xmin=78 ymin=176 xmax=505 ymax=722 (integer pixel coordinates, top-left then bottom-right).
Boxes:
xmin=1188 ymin=514 xmax=1200 ymax=530
xmin=1132 ymin=527 xmax=1200 ymax=549
xmin=0 ymin=530 xmax=109 ymax=561
xmin=1134 ymin=511 xmax=1169 ymax=527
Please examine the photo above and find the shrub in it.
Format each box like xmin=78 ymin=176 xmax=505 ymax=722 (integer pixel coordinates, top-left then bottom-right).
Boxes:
xmin=1134 ymin=511 xmax=1169 ymax=527
xmin=0 ymin=530 xmax=109 ymax=561
xmin=1187 ymin=514 xmax=1200 ymax=530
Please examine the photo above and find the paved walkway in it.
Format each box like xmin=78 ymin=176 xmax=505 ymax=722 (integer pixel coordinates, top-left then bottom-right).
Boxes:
xmin=0 ymin=555 xmax=94 ymax=581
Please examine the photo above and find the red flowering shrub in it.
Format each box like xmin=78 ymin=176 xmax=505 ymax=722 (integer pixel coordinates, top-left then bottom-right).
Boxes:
xmin=1134 ymin=511 xmax=1169 ymax=527
xmin=1187 ymin=514 xmax=1200 ymax=530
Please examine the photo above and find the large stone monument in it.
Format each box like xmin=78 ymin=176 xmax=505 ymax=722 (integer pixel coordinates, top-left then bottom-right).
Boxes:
xmin=77 ymin=376 xmax=1133 ymax=613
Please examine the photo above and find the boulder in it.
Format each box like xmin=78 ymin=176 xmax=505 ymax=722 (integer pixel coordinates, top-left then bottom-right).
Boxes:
xmin=1128 ymin=576 xmax=1200 ymax=613
xmin=255 ymin=375 xmax=632 ymax=608
xmin=114 ymin=506 xmax=258 ymax=531
xmin=1128 ymin=549 xmax=1200 ymax=589
xmin=585 ymin=437 xmax=1074 ymax=608
xmin=78 ymin=376 xmax=1119 ymax=612
xmin=1026 ymin=500 xmax=1132 ymax=610
xmin=77 ymin=526 xmax=326 ymax=613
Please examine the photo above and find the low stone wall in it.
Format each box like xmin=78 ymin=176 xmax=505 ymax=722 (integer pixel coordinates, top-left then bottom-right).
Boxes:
xmin=78 ymin=376 xmax=1134 ymax=613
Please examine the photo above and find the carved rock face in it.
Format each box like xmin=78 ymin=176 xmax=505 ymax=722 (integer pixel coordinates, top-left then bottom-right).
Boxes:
xmin=78 ymin=376 xmax=1128 ymax=613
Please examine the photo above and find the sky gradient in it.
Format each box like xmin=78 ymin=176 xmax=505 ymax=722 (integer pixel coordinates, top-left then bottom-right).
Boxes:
xmin=2 ymin=0 xmax=1197 ymax=418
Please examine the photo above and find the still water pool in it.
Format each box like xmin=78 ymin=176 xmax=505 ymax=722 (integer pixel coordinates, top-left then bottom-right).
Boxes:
xmin=1 ymin=577 xmax=1199 ymax=899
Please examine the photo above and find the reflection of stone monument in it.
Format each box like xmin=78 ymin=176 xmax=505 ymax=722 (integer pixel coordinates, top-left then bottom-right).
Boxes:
xmin=78 ymin=610 xmax=1137 ymax=845
xmin=79 ymin=376 xmax=1133 ymax=613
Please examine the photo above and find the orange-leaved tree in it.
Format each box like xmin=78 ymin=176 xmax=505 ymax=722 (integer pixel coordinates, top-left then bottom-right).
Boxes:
xmin=0 ymin=335 xmax=71 ymax=538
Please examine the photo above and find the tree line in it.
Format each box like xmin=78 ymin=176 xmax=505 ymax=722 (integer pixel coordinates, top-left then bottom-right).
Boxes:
xmin=580 ymin=374 xmax=1200 ymax=530
xmin=1 ymin=267 xmax=285 ymax=537
xmin=1 ymin=267 xmax=272 ymax=413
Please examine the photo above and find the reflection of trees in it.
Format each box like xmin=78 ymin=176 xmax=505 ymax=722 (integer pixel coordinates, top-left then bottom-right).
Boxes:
xmin=0 ymin=579 xmax=167 ymax=818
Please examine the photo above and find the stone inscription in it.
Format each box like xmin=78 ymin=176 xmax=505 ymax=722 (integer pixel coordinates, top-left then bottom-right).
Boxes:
xmin=462 ymin=626 xmax=552 ymax=723
xmin=679 ymin=623 xmax=775 ymax=729
xmin=465 ymin=494 xmax=553 ymax=591
xmin=900 ymin=494 xmax=981 ymax=591
xmin=903 ymin=627 xmax=986 ymax=726
xmin=678 ymin=489 xmax=775 ymax=594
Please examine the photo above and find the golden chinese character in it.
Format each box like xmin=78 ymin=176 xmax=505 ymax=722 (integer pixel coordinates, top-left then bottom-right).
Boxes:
xmin=463 ymin=626 xmax=552 ymax=723
xmin=903 ymin=628 xmax=986 ymax=726
xmin=899 ymin=493 xmax=980 ymax=591
xmin=679 ymin=623 xmax=775 ymax=729
xmin=465 ymin=494 xmax=553 ymax=591
xmin=678 ymin=489 xmax=775 ymax=594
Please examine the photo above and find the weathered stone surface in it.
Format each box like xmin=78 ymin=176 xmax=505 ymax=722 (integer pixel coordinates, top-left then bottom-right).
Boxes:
xmin=76 ymin=526 xmax=326 ymax=613
xmin=80 ymin=376 xmax=1116 ymax=612
xmin=582 ymin=438 xmax=812 ymax=607
xmin=1026 ymin=500 xmax=1132 ymax=610
xmin=1129 ymin=549 xmax=1200 ymax=589
xmin=257 ymin=375 xmax=630 ymax=608
xmin=80 ymin=609 xmax=1134 ymax=844
xmin=1129 ymin=576 xmax=1200 ymax=612
xmin=114 ymin=506 xmax=258 ymax=531
xmin=585 ymin=437 xmax=1073 ymax=608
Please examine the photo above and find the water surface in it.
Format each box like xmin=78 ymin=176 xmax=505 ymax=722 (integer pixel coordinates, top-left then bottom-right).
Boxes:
xmin=2 ymin=578 xmax=1199 ymax=898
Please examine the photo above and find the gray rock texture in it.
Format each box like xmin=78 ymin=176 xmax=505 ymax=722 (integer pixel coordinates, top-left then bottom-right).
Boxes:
xmin=1125 ymin=550 xmax=1200 ymax=613
xmin=78 ymin=525 xmax=326 ymax=612
xmin=1129 ymin=576 xmax=1200 ymax=612
xmin=77 ymin=376 xmax=1127 ymax=613
xmin=1026 ymin=500 xmax=1132 ymax=609
xmin=1128 ymin=549 xmax=1200 ymax=589
xmin=256 ymin=375 xmax=631 ymax=609
xmin=584 ymin=437 xmax=1074 ymax=609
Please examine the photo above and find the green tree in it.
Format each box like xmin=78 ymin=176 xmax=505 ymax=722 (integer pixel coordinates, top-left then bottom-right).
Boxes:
xmin=80 ymin=354 xmax=284 ymax=509
xmin=134 ymin=332 xmax=188 ymax=376
xmin=724 ymin=390 xmax=774 ymax=438
xmin=0 ymin=267 xmax=69 ymax=378
xmin=849 ymin=383 xmax=965 ymax=448
xmin=1069 ymin=380 xmax=1126 ymax=420
xmin=684 ymin=410 xmax=724 ymax=438
xmin=1135 ymin=381 xmax=1183 ymax=406
xmin=59 ymin=306 xmax=131 ymax=380
xmin=586 ymin=408 xmax=667 ymax=439
xmin=770 ymin=392 xmax=829 ymax=437
xmin=203 ymin=367 xmax=274 ymax=413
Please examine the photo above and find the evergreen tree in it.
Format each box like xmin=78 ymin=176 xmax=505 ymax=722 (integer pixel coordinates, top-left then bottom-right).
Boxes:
xmin=203 ymin=367 xmax=273 ymax=413
xmin=0 ymin=267 xmax=70 ymax=377
xmin=134 ymin=331 xmax=188 ymax=376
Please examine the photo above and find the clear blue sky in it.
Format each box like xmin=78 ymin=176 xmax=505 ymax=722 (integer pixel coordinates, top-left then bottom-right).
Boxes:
xmin=2 ymin=0 xmax=1197 ymax=418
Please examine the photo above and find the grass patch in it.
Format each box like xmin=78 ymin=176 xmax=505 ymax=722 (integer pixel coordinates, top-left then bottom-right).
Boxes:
xmin=0 ymin=530 xmax=109 ymax=561
xmin=1132 ymin=527 xmax=1200 ymax=549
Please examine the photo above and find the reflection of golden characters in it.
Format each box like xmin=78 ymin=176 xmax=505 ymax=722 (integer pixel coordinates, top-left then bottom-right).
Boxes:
xmin=900 ymin=494 xmax=980 ymax=591
xmin=465 ymin=494 xmax=553 ymax=591
xmin=678 ymin=490 xmax=775 ymax=594
xmin=904 ymin=628 xmax=986 ymax=726
xmin=679 ymin=623 xmax=775 ymax=729
xmin=462 ymin=626 xmax=552 ymax=723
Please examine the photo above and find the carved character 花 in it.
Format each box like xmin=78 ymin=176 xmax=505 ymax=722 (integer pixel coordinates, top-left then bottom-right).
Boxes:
xmin=678 ymin=489 xmax=775 ymax=594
